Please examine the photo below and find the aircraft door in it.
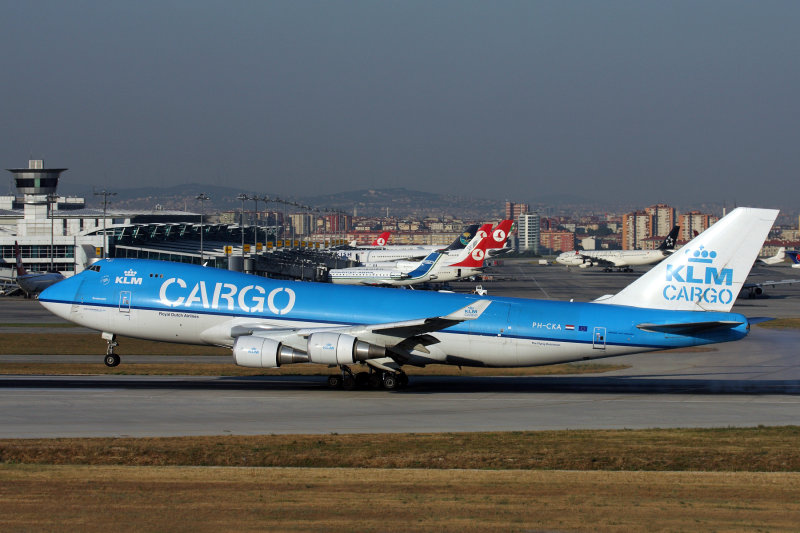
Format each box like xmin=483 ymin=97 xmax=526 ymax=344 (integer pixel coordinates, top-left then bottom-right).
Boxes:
xmin=592 ymin=327 xmax=606 ymax=350
xmin=119 ymin=291 xmax=131 ymax=313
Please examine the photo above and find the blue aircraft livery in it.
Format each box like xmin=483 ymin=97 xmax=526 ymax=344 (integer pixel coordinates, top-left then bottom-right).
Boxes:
xmin=38 ymin=208 xmax=778 ymax=389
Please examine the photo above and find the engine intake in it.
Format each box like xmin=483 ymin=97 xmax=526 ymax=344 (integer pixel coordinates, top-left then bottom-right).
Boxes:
xmin=232 ymin=335 xmax=309 ymax=368
xmin=307 ymin=332 xmax=386 ymax=365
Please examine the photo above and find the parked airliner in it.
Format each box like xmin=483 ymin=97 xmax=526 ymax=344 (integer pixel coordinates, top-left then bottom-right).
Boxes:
xmin=334 ymin=224 xmax=481 ymax=264
xmin=13 ymin=241 xmax=65 ymax=297
xmin=556 ymin=226 xmax=680 ymax=271
xmin=360 ymin=221 xmax=512 ymax=272
xmin=39 ymin=208 xmax=776 ymax=390
xmin=327 ymin=222 xmax=505 ymax=286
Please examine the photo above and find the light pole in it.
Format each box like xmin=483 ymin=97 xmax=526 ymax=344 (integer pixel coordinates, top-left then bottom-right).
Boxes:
xmin=196 ymin=193 xmax=210 ymax=264
xmin=237 ymin=193 xmax=249 ymax=263
xmin=259 ymin=195 xmax=270 ymax=251
xmin=252 ymin=195 xmax=260 ymax=255
xmin=93 ymin=190 xmax=117 ymax=259
xmin=46 ymin=193 xmax=58 ymax=272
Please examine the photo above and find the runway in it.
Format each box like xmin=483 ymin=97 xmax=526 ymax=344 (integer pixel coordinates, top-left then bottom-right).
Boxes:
xmin=1 ymin=259 xmax=799 ymax=438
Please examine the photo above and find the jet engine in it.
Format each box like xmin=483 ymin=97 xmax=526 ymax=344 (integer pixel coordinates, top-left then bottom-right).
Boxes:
xmin=233 ymin=335 xmax=309 ymax=368
xmin=307 ymin=332 xmax=386 ymax=365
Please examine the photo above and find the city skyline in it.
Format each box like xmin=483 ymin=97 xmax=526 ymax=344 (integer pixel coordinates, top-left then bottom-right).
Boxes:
xmin=2 ymin=2 xmax=799 ymax=210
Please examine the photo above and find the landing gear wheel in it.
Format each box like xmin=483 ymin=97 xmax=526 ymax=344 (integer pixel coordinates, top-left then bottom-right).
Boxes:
xmin=342 ymin=374 xmax=356 ymax=390
xmin=368 ymin=373 xmax=383 ymax=389
xmin=328 ymin=374 xmax=342 ymax=388
xmin=355 ymin=372 xmax=370 ymax=388
xmin=104 ymin=354 xmax=120 ymax=367
xmin=397 ymin=372 xmax=409 ymax=388
xmin=382 ymin=373 xmax=398 ymax=390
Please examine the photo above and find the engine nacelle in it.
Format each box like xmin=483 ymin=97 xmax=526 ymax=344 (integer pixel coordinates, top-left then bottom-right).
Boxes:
xmin=307 ymin=332 xmax=386 ymax=365
xmin=232 ymin=335 xmax=309 ymax=368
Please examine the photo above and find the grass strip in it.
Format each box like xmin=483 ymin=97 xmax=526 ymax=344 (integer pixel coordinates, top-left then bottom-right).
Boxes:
xmin=1 ymin=466 xmax=799 ymax=532
xmin=756 ymin=317 xmax=800 ymax=329
xmin=0 ymin=333 xmax=229 ymax=355
xmin=2 ymin=427 xmax=799 ymax=471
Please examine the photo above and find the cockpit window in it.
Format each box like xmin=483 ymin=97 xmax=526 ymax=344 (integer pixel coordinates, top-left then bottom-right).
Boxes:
xmin=88 ymin=265 xmax=101 ymax=272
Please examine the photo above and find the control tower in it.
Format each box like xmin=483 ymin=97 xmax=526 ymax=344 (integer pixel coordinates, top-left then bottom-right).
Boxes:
xmin=6 ymin=159 xmax=68 ymax=236
xmin=7 ymin=159 xmax=67 ymax=198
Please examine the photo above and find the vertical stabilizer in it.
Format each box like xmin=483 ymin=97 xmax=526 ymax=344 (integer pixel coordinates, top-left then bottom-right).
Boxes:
xmin=14 ymin=241 xmax=28 ymax=276
xmin=600 ymin=208 xmax=778 ymax=312
xmin=372 ymin=232 xmax=390 ymax=246
xmin=446 ymin=223 xmax=492 ymax=267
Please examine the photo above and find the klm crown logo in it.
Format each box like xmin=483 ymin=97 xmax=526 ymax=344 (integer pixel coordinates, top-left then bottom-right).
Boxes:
xmin=116 ymin=268 xmax=143 ymax=286
xmin=686 ymin=246 xmax=717 ymax=264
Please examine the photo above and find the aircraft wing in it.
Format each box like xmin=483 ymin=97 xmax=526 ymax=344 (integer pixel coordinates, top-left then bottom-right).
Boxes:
xmin=740 ymin=279 xmax=800 ymax=298
xmin=228 ymin=300 xmax=493 ymax=352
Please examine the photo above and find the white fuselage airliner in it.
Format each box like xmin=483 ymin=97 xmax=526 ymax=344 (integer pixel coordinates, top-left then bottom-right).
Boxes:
xmin=556 ymin=226 xmax=680 ymax=271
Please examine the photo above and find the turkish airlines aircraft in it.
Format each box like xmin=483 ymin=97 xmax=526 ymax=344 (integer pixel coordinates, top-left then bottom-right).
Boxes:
xmin=328 ymin=223 xmax=501 ymax=286
xmin=360 ymin=220 xmax=513 ymax=271
xmin=39 ymin=208 xmax=776 ymax=390
xmin=334 ymin=224 xmax=481 ymax=263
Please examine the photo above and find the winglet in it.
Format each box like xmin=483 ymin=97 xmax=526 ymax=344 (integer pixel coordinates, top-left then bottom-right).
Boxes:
xmin=442 ymin=299 xmax=492 ymax=321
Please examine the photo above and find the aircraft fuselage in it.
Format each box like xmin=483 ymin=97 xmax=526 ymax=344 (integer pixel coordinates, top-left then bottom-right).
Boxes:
xmin=39 ymin=259 xmax=748 ymax=368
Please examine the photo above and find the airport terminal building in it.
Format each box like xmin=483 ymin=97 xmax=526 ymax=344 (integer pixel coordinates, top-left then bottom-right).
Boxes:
xmin=1 ymin=160 xmax=354 ymax=285
xmin=0 ymin=160 xmax=200 ymax=279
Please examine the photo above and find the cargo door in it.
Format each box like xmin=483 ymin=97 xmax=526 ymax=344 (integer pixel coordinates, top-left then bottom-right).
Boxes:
xmin=592 ymin=326 xmax=606 ymax=350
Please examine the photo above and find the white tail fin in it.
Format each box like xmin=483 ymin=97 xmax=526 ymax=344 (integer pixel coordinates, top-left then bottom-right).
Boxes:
xmin=600 ymin=207 xmax=778 ymax=312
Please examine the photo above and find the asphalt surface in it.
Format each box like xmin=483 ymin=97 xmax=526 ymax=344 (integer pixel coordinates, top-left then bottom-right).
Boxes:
xmin=1 ymin=259 xmax=799 ymax=438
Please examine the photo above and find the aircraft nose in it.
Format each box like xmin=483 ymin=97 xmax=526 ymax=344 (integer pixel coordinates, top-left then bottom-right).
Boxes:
xmin=39 ymin=274 xmax=81 ymax=319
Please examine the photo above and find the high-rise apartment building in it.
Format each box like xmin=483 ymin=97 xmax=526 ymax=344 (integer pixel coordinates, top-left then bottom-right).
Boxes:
xmin=679 ymin=211 xmax=718 ymax=241
xmin=518 ymin=212 xmax=540 ymax=253
xmin=622 ymin=211 xmax=651 ymax=250
xmin=645 ymin=203 xmax=676 ymax=237
xmin=505 ymin=201 xmax=529 ymax=221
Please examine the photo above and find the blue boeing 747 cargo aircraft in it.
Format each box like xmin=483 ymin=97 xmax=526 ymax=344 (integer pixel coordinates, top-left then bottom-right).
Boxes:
xmin=39 ymin=208 xmax=778 ymax=390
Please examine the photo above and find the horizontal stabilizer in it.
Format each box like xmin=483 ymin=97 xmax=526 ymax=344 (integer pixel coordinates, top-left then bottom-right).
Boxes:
xmin=745 ymin=317 xmax=774 ymax=326
xmin=636 ymin=320 xmax=744 ymax=334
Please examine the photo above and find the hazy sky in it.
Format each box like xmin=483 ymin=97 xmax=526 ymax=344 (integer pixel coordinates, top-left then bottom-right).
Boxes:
xmin=2 ymin=1 xmax=799 ymax=208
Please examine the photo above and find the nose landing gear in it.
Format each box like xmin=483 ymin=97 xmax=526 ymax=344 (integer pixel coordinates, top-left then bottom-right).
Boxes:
xmin=102 ymin=332 xmax=120 ymax=367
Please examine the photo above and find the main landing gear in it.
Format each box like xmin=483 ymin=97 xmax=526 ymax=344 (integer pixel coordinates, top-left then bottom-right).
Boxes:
xmin=103 ymin=333 xmax=120 ymax=367
xmin=328 ymin=366 xmax=408 ymax=390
